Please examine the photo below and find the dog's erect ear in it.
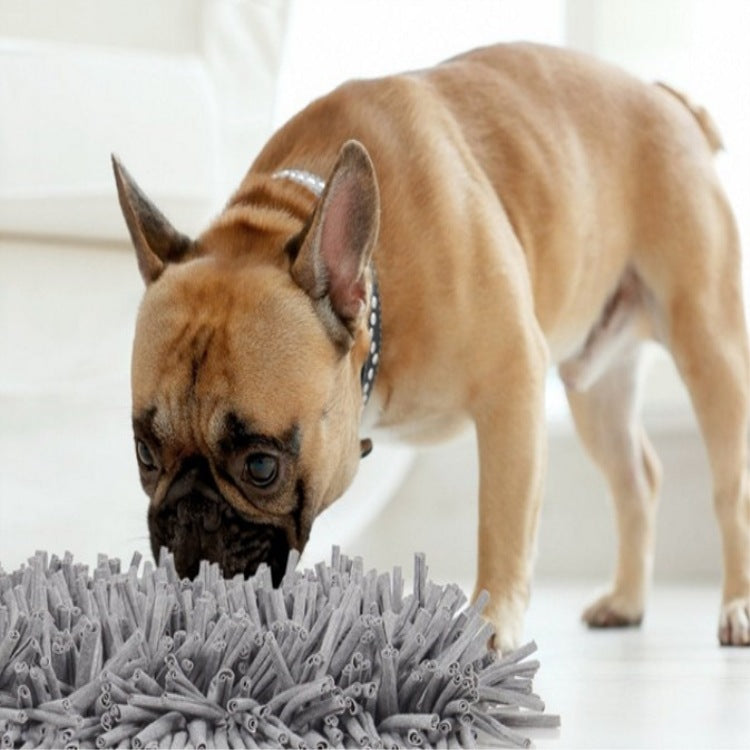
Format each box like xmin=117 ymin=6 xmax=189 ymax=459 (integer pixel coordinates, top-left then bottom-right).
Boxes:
xmin=111 ymin=155 xmax=192 ymax=285
xmin=291 ymin=140 xmax=380 ymax=346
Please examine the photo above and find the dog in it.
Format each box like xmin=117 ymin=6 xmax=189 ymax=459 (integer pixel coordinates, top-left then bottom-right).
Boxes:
xmin=114 ymin=42 xmax=750 ymax=651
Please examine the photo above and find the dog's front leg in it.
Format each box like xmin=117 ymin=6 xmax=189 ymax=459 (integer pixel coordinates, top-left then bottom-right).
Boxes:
xmin=471 ymin=322 xmax=548 ymax=653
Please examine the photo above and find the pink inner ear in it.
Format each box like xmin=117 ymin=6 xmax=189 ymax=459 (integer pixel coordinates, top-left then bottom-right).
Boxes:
xmin=320 ymin=176 xmax=367 ymax=322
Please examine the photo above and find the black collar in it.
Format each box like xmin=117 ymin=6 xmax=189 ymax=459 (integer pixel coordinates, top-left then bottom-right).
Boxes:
xmin=361 ymin=272 xmax=381 ymax=405
xmin=272 ymin=167 xmax=381 ymax=405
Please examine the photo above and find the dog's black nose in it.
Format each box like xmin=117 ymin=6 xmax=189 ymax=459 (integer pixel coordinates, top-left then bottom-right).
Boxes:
xmin=163 ymin=455 xmax=221 ymax=507
xmin=165 ymin=456 xmax=223 ymax=534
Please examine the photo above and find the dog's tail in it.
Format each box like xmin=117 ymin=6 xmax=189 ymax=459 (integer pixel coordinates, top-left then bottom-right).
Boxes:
xmin=654 ymin=81 xmax=724 ymax=154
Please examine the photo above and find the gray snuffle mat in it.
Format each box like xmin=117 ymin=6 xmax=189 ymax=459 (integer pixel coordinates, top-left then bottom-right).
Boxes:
xmin=0 ymin=548 xmax=559 ymax=748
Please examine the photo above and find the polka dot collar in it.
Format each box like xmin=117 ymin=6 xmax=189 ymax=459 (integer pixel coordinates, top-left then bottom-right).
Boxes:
xmin=361 ymin=272 xmax=381 ymax=405
xmin=272 ymin=168 xmax=325 ymax=196
xmin=272 ymin=167 xmax=381 ymax=405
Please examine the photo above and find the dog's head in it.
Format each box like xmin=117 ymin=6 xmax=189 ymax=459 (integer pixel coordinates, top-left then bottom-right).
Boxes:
xmin=114 ymin=141 xmax=380 ymax=584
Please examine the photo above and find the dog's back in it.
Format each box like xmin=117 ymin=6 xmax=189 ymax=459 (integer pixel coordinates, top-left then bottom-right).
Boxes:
xmin=252 ymin=43 xmax=728 ymax=361
xmin=420 ymin=43 xmax=728 ymax=356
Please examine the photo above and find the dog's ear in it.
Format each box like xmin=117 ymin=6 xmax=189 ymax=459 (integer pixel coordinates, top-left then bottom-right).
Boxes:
xmin=112 ymin=155 xmax=192 ymax=285
xmin=290 ymin=140 xmax=380 ymax=347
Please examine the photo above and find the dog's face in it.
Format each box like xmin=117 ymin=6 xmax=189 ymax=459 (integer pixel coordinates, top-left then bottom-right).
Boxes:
xmin=114 ymin=142 xmax=379 ymax=583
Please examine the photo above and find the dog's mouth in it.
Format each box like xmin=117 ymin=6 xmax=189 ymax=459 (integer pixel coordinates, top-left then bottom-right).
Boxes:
xmin=148 ymin=459 xmax=291 ymax=585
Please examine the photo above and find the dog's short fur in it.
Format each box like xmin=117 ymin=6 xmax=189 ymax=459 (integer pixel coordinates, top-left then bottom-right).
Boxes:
xmin=115 ymin=42 xmax=750 ymax=650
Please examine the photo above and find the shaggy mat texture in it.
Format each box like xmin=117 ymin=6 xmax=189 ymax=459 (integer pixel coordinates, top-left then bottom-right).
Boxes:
xmin=0 ymin=548 xmax=559 ymax=748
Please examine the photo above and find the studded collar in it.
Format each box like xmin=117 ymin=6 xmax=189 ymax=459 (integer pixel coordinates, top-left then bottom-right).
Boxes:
xmin=272 ymin=168 xmax=326 ymax=196
xmin=360 ymin=272 xmax=381 ymax=405
xmin=272 ymin=167 xmax=381 ymax=406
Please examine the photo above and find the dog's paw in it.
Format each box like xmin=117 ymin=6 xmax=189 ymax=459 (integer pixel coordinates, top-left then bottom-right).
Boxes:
xmin=582 ymin=591 xmax=644 ymax=628
xmin=719 ymin=597 xmax=750 ymax=646
xmin=490 ymin=621 xmax=524 ymax=656
xmin=481 ymin=593 xmax=526 ymax=655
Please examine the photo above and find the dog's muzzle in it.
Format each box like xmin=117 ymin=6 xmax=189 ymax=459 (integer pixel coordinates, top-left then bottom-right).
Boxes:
xmin=148 ymin=456 xmax=290 ymax=585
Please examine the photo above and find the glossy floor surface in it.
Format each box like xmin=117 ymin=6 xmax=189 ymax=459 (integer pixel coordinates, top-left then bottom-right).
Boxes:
xmin=521 ymin=583 xmax=750 ymax=749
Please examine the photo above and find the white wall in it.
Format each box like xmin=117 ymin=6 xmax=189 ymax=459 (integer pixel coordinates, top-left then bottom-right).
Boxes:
xmin=274 ymin=0 xmax=565 ymax=124
xmin=567 ymin=0 xmax=750 ymax=319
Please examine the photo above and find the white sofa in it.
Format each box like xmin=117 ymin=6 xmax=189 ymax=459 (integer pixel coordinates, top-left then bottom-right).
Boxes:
xmin=0 ymin=0 xmax=294 ymax=240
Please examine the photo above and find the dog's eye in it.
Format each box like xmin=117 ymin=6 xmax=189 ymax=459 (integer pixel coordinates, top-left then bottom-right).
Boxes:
xmin=136 ymin=439 xmax=156 ymax=470
xmin=243 ymin=452 xmax=279 ymax=488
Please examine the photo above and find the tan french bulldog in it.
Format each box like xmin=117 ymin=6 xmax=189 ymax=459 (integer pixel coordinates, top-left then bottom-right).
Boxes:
xmin=114 ymin=42 xmax=750 ymax=650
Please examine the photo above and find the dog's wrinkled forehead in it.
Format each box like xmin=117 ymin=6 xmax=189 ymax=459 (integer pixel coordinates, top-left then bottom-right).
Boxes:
xmin=131 ymin=258 xmax=338 ymax=441
xmin=133 ymin=403 xmax=302 ymax=455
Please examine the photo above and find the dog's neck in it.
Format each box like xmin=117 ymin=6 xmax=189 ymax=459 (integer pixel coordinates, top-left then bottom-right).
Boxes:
xmin=272 ymin=167 xmax=380 ymax=406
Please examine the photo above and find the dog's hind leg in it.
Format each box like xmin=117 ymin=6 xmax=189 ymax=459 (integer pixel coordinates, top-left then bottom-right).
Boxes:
xmin=565 ymin=338 xmax=661 ymax=627
xmin=661 ymin=208 xmax=750 ymax=645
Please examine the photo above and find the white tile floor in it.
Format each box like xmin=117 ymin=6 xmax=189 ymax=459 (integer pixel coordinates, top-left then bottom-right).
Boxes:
xmin=522 ymin=583 xmax=750 ymax=750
